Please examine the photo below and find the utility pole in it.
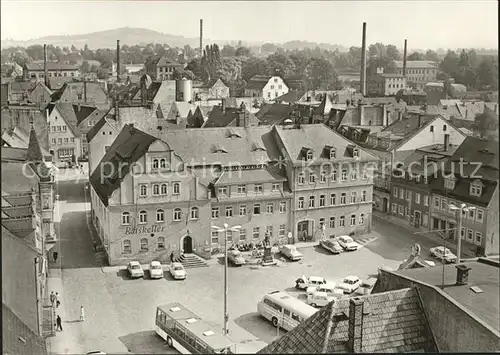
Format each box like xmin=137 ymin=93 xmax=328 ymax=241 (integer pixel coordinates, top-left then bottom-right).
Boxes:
xmin=456 ymin=209 xmax=462 ymax=264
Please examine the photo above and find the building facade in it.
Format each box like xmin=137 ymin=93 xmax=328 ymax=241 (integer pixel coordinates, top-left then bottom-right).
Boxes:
xmin=394 ymin=60 xmax=438 ymax=89
xmin=244 ymin=75 xmax=290 ymax=101
xmin=367 ymin=73 xmax=407 ymax=96
xmin=145 ymin=55 xmax=184 ymax=81
xmin=54 ymin=81 xmax=111 ymax=110
xmin=23 ymin=62 xmax=80 ymax=81
xmin=46 ymin=103 xmax=82 ymax=162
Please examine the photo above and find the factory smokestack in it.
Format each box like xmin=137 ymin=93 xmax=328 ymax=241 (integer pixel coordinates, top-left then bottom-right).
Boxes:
xmin=199 ymin=19 xmax=203 ymax=57
xmin=403 ymin=39 xmax=408 ymax=77
xmin=360 ymin=22 xmax=367 ymax=96
xmin=116 ymin=39 xmax=121 ymax=82
xmin=43 ymin=44 xmax=48 ymax=87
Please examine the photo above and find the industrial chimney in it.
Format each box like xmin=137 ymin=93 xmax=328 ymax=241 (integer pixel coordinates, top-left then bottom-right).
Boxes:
xmin=199 ymin=19 xmax=203 ymax=57
xmin=43 ymin=44 xmax=48 ymax=87
xmin=116 ymin=40 xmax=121 ymax=82
xmin=403 ymin=39 xmax=408 ymax=77
xmin=360 ymin=22 xmax=367 ymax=96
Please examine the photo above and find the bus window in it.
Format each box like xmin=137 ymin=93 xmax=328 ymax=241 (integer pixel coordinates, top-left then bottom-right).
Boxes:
xmin=273 ymin=303 xmax=282 ymax=312
xmin=284 ymin=309 xmax=290 ymax=317
xmin=263 ymin=298 xmax=274 ymax=307
xmin=291 ymin=313 xmax=301 ymax=322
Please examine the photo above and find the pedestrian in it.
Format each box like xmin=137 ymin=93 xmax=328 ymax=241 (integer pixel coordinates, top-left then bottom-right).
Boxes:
xmin=55 ymin=292 xmax=61 ymax=308
xmin=49 ymin=291 xmax=56 ymax=306
xmin=56 ymin=315 xmax=63 ymax=331
xmin=93 ymin=240 xmax=98 ymax=253
xmin=170 ymin=251 xmax=174 ymax=263
xmin=79 ymin=306 xmax=85 ymax=322
xmin=53 ymin=251 xmax=58 ymax=262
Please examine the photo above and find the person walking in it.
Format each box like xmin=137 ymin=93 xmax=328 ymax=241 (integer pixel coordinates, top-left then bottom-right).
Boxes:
xmin=53 ymin=251 xmax=58 ymax=262
xmin=49 ymin=291 xmax=56 ymax=306
xmin=170 ymin=251 xmax=174 ymax=263
xmin=93 ymin=240 xmax=98 ymax=253
xmin=56 ymin=315 xmax=63 ymax=331
xmin=79 ymin=306 xmax=85 ymax=322
xmin=55 ymin=292 xmax=61 ymax=308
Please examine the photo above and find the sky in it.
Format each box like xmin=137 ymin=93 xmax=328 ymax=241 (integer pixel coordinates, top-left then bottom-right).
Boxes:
xmin=1 ymin=0 xmax=498 ymax=50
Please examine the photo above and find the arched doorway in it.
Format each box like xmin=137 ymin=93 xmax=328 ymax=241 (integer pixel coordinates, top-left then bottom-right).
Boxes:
xmin=297 ymin=220 xmax=314 ymax=242
xmin=183 ymin=236 xmax=193 ymax=253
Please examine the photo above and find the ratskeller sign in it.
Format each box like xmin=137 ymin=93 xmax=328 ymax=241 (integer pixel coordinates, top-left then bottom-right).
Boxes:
xmin=125 ymin=225 xmax=165 ymax=235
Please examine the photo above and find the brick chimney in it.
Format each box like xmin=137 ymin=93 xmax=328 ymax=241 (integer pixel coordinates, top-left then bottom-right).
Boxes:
xmin=43 ymin=44 xmax=49 ymax=87
xmin=238 ymin=101 xmax=246 ymax=127
xmin=444 ymin=133 xmax=449 ymax=151
xmin=403 ymin=39 xmax=408 ymax=77
xmin=221 ymin=98 xmax=226 ymax=115
xmin=116 ymin=40 xmax=121 ymax=82
xmin=456 ymin=264 xmax=471 ymax=285
xmin=348 ymin=297 xmax=364 ymax=353
xmin=360 ymin=22 xmax=367 ymax=96
xmin=417 ymin=114 xmax=422 ymax=128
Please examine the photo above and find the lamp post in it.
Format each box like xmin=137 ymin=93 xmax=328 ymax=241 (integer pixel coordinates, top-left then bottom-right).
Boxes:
xmin=212 ymin=223 xmax=241 ymax=336
xmin=449 ymin=203 xmax=476 ymax=264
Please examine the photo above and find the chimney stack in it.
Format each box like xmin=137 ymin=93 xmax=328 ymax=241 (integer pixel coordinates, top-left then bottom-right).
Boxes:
xmin=403 ymin=39 xmax=408 ymax=77
xmin=456 ymin=264 xmax=471 ymax=285
xmin=116 ymin=40 xmax=121 ymax=82
xmin=221 ymin=98 xmax=226 ymax=114
xmin=199 ymin=19 xmax=203 ymax=57
xmin=417 ymin=113 xmax=422 ymax=128
xmin=348 ymin=297 xmax=365 ymax=353
xmin=360 ymin=22 xmax=367 ymax=96
xmin=43 ymin=44 xmax=48 ymax=87
xmin=240 ymin=102 xmax=247 ymax=127
xmin=444 ymin=133 xmax=450 ymax=151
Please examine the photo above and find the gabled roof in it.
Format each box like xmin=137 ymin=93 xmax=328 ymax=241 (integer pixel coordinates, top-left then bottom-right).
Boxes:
xmin=259 ymin=288 xmax=437 ymax=353
xmin=197 ymin=78 xmax=229 ymax=89
xmin=274 ymin=90 xmax=306 ymax=103
xmin=246 ymin=75 xmax=273 ymax=90
xmin=26 ymin=128 xmax=44 ymax=162
xmin=146 ymin=54 xmax=182 ymax=67
xmin=1 ymin=127 xmax=52 ymax=159
xmin=73 ymin=104 xmax=98 ymax=126
xmin=314 ymin=93 xmax=334 ymax=116
xmin=255 ymin=103 xmax=296 ymax=125
xmin=47 ymin=102 xmax=80 ymax=136
xmin=86 ymin=111 xmax=117 ymax=142
xmin=202 ymin=105 xmax=259 ymax=128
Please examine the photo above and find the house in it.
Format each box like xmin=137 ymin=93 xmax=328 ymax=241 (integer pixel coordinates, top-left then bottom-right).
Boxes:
xmin=255 ymin=103 xmax=296 ymax=126
xmin=274 ymin=90 xmax=306 ymax=105
xmin=23 ymin=62 xmax=80 ymax=81
xmin=425 ymin=81 xmax=468 ymax=105
xmin=46 ymin=76 xmax=76 ymax=91
xmin=374 ymin=258 xmax=500 ymax=352
xmin=51 ymin=81 xmax=111 ymax=110
xmin=367 ymin=72 xmax=407 ymax=96
xmin=1 ymin=104 xmax=50 ymax=151
xmin=75 ymin=105 xmax=110 ymax=158
xmin=244 ymin=75 xmax=289 ymax=101
xmin=145 ymin=55 xmax=183 ymax=80
xmin=86 ymin=113 xmax=120 ymax=175
xmin=128 ymin=80 xmax=176 ymax=106
xmin=429 ymin=136 xmax=499 ymax=257
xmin=394 ymin=60 xmax=438 ymax=89
xmin=1 ymin=62 xmax=23 ymax=78
xmin=46 ymin=103 xmax=83 ymax=162
xmin=201 ymin=101 xmax=260 ymax=128
xmin=193 ymin=78 xmax=230 ymax=101
xmin=186 ymin=106 xmax=212 ymax=128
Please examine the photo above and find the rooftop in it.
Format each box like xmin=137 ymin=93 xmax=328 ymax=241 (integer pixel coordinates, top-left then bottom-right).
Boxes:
xmin=24 ymin=62 xmax=79 ymax=71
xmin=394 ymin=60 xmax=438 ymax=69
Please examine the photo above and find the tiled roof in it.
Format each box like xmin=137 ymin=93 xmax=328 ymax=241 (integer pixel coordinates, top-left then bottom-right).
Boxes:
xmin=8 ymin=81 xmax=36 ymax=93
xmin=86 ymin=113 xmax=117 ymax=142
xmin=361 ymin=96 xmax=399 ymax=106
xmin=202 ymin=105 xmax=259 ymax=128
xmin=255 ymin=103 xmax=295 ymax=125
xmin=246 ymin=75 xmax=273 ymax=90
xmin=47 ymin=102 xmax=80 ymax=136
xmin=259 ymin=288 xmax=437 ymax=353
xmin=2 ymin=303 xmax=47 ymax=355
xmin=89 ymin=125 xmax=157 ymax=206
xmin=275 ymin=90 xmax=306 ymax=103
xmin=382 ymin=114 xmax=436 ymax=136
xmin=394 ymin=60 xmax=438 ymax=69
xmin=26 ymin=128 xmax=44 ymax=162
xmin=0 ymin=162 xmax=38 ymax=194
xmin=73 ymin=105 xmax=99 ymax=126
xmin=215 ymin=166 xmax=286 ymax=185
xmin=25 ymin=62 xmax=79 ymax=71
xmin=146 ymin=54 xmax=182 ymax=67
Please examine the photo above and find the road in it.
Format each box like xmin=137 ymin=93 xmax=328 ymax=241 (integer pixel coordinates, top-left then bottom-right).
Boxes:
xmin=48 ymin=168 xmax=447 ymax=354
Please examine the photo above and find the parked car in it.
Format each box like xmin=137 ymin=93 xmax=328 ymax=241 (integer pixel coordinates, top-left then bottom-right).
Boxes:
xmin=319 ymin=239 xmax=343 ymax=254
xmin=169 ymin=262 xmax=187 ymax=280
xmin=429 ymin=246 xmax=457 ymax=263
xmin=86 ymin=352 xmax=106 ymax=355
xmin=149 ymin=261 xmax=164 ymax=279
xmin=306 ymin=282 xmax=343 ymax=297
xmin=337 ymin=235 xmax=361 ymax=251
xmin=127 ymin=261 xmax=144 ymax=278
xmin=279 ymin=245 xmax=303 ymax=261
xmin=338 ymin=276 xmax=362 ymax=294
xmin=306 ymin=291 xmax=337 ymax=308
xmin=228 ymin=249 xmax=246 ymax=266
xmin=295 ymin=275 xmax=327 ymax=290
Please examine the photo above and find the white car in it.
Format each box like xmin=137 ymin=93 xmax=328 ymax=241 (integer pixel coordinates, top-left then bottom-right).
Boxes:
xmin=306 ymin=282 xmax=343 ymax=297
xmin=279 ymin=245 xmax=303 ymax=261
xmin=169 ymin=262 xmax=187 ymax=280
xmin=319 ymin=239 xmax=343 ymax=254
xmin=337 ymin=235 xmax=361 ymax=251
xmin=307 ymin=291 xmax=337 ymax=308
xmin=228 ymin=249 xmax=246 ymax=266
xmin=429 ymin=246 xmax=457 ymax=263
xmin=338 ymin=276 xmax=362 ymax=294
xmin=127 ymin=261 xmax=144 ymax=278
xmin=295 ymin=275 xmax=327 ymax=290
xmin=149 ymin=261 xmax=164 ymax=279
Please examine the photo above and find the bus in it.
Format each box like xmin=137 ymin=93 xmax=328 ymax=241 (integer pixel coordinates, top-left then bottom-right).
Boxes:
xmin=154 ymin=303 xmax=234 ymax=354
xmin=257 ymin=291 xmax=318 ymax=332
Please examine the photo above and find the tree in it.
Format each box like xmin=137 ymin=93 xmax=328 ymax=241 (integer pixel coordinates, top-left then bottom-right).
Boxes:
xmin=261 ymin=43 xmax=278 ymax=54
xmin=306 ymin=57 xmax=338 ymax=90
xmin=81 ymin=60 xmax=90 ymax=73
xmin=407 ymin=52 xmax=425 ymax=61
xmin=97 ymin=69 xmax=109 ymax=80
xmin=386 ymin=45 xmax=401 ymax=61
xmin=477 ymin=56 xmax=499 ymax=90
xmin=368 ymin=43 xmax=387 ymax=60
xmin=475 ymin=110 xmax=498 ymax=139
xmin=440 ymin=50 xmax=460 ymax=79
xmin=221 ymin=45 xmax=236 ymax=57
xmin=424 ymin=50 xmax=439 ymax=62
xmin=71 ymin=45 xmax=77 ymax=52
xmin=266 ymin=53 xmax=296 ymax=77
xmin=241 ymin=57 xmax=270 ymax=81
xmin=235 ymin=47 xmax=251 ymax=57
xmin=172 ymin=69 xmax=183 ymax=80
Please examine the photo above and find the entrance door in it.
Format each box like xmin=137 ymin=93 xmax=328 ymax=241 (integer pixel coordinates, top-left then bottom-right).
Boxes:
xmin=183 ymin=236 xmax=193 ymax=253
xmin=297 ymin=221 xmax=309 ymax=242
xmin=382 ymin=198 xmax=388 ymax=213
xmin=414 ymin=211 xmax=421 ymax=228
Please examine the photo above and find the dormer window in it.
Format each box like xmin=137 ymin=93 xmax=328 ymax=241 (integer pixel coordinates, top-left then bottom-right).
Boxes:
xmin=353 ymin=148 xmax=359 ymax=158
xmin=444 ymin=175 xmax=456 ymax=190
xmin=306 ymin=150 xmax=313 ymax=161
xmin=330 ymin=148 xmax=336 ymax=160
xmin=470 ymin=180 xmax=482 ymax=197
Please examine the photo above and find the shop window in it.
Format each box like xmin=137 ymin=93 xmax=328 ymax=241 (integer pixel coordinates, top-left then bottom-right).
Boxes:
xmin=140 ymin=238 xmax=148 ymax=251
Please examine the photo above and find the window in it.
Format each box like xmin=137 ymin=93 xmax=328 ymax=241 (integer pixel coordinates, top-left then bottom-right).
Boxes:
xmin=239 ymin=229 xmax=247 ymax=240
xmin=160 ymin=158 xmax=166 ymax=169
xmin=331 ymin=169 xmax=337 ymax=182
xmin=405 ymin=190 xmax=411 ymax=201
xmin=272 ymin=183 xmax=280 ymax=191
xmin=441 ymin=198 xmax=447 ymax=211
xmin=173 ymin=183 xmax=180 ymax=195
xmin=398 ymin=205 xmax=404 ymax=215
xmin=51 ymin=138 xmax=56 ymax=144
xmin=51 ymin=126 xmax=56 ymax=132
xmin=361 ymin=190 xmax=367 ymax=202
xmin=57 ymin=126 xmax=61 ymax=132
xmin=359 ymin=213 xmax=365 ymax=225
xmin=306 ymin=150 xmax=313 ymax=161
xmin=153 ymin=184 xmax=160 ymax=195
xmin=123 ymin=239 xmax=132 ymax=254
xmin=254 ymin=184 xmax=263 ymax=193
xmin=445 ymin=177 xmax=455 ymax=190
xmin=415 ymin=193 xmax=421 ymax=204
xmin=140 ymin=238 xmax=148 ymax=251
xmin=468 ymin=208 xmax=475 ymax=220
xmin=467 ymin=229 xmax=473 ymax=241
xmin=139 ymin=210 xmax=147 ymax=224
xmin=266 ymin=225 xmax=273 ymax=237
xmin=266 ymin=203 xmax=274 ymax=214
xmin=399 ymin=188 xmax=404 ymax=199
xmin=434 ymin=196 xmax=440 ymax=208
xmin=330 ymin=148 xmax=336 ymax=159
xmin=340 ymin=193 xmax=347 ymax=204
xmin=298 ymin=173 xmax=305 ymax=185
xmin=64 ymin=137 xmax=68 ymax=143
xmin=161 ymin=183 xmax=168 ymax=195
xmin=140 ymin=184 xmax=147 ymax=197
xmin=122 ymin=212 xmax=130 ymax=225
xmin=351 ymin=169 xmax=357 ymax=180
xmin=225 ymin=206 xmax=233 ymax=217
xmin=237 ymin=184 xmax=246 ymax=194
xmin=218 ymin=186 xmax=228 ymax=196
xmin=430 ymin=125 xmax=434 ymax=132
xmin=405 ymin=207 xmax=409 ymax=216
xmin=297 ymin=197 xmax=304 ymax=209
xmin=239 ymin=204 xmax=247 ymax=216
xmin=329 ymin=217 xmax=335 ymax=228
xmin=361 ymin=168 xmax=367 ymax=180
xmin=319 ymin=218 xmax=325 ymax=227
xmin=339 ymin=216 xmax=345 ymax=227
xmin=470 ymin=181 xmax=482 ymax=196
xmin=308 ymin=196 xmax=315 ymax=208
xmin=319 ymin=171 xmax=326 ymax=183
xmin=350 ymin=192 xmax=357 ymax=203
xmin=330 ymin=193 xmax=336 ymax=206
xmin=190 ymin=207 xmax=199 ymax=220
xmin=211 ymin=207 xmax=219 ymax=219
xmin=211 ymin=231 xmax=219 ymax=244
xmin=253 ymin=204 xmax=261 ymax=215
xmin=443 ymin=125 xmax=447 ymax=131
xmin=173 ymin=208 xmax=182 ymax=221
xmin=309 ymin=172 xmax=316 ymax=184
xmin=393 ymin=187 xmax=398 ymax=197
xmin=279 ymin=224 xmax=286 ymax=236
xmin=475 ymin=232 xmax=482 ymax=245
xmin=252 ymin=227 xmax=260 ymax=239
xmin=476 ymin=209 xmax=484 ymax=223
xmin=392 ymin=203 xmax=397 ymax=213
xmin=153 ymin=159 xmax=159 ymax=169
xmin=353 ymin=148 xmax=359 ymax=158
xmin=424 ymin=195 xmax=429 ymax=206
xmin=319 ymin=195 xmax=326 ymax=207
xmin=341 ymin=169 xmax=347 ymax=181
xmin=227 ymin=230 xmax=233 ymax=242
xmin=157 ymin=237 xmax=165 ymax=250
xmin=58 ymin=138 xmax=62 ymax=144
xmin=279 ymin=201 xmax=286 ymax=213
xmin=350 ymin=214 xmax=356 ymax=226
xmin=156 ymin=209 xmax=164 ymax=222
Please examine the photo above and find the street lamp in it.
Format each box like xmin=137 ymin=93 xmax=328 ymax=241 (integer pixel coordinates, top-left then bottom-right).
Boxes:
xmin=212 ymin=223 xmax=241 ymax=336
xmin=449 ymin=203 xmax=476 ymax=264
